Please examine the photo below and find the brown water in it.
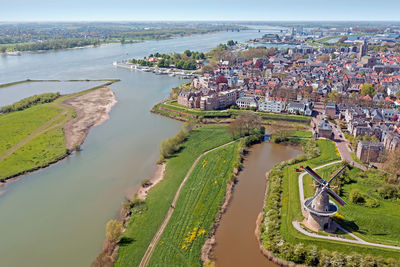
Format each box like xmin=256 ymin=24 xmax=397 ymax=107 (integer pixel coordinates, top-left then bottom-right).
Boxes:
xmin=214 ymin=142 xmax=302 ymax=267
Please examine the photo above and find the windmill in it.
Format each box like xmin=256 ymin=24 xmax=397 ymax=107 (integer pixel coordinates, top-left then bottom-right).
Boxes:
xmin=301 ymin=165 xmax=347 ymax=232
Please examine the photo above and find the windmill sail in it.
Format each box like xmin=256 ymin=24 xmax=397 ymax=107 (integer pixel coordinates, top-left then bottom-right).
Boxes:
xmin=327 ymin=188 xmax=347 ymax=206
xmin=304 ymin=166 xmax=325 ymax=185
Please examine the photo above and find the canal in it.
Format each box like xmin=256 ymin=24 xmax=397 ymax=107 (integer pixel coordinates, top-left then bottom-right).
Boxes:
xmin=214 ymin=142 xmax=302 ymax=267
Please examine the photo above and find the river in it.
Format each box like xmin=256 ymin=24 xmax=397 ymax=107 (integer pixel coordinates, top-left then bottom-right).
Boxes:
xmin=0 ymin=28 xmax=288 ymax=267
xmin=214 ymin=143 xmax=302 ymax=267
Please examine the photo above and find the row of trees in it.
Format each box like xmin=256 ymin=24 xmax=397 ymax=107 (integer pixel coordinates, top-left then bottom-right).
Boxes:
xmin=1 ymin=92 xmax=60 ymax=113
xmin=158 ymin=122 xmax=194 ymax=163
xmin=0 ymin=38 xmax=100 ymax=53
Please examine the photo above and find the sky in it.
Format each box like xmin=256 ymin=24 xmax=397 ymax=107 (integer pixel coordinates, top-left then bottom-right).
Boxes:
xmin=1 ymin=0 xmax=400 ymax=21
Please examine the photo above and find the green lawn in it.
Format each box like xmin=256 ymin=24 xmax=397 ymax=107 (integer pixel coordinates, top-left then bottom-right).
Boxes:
xmin=0 ymin=105 xmax=63 ymax=156
xmin=0 ymin=127 xmax=67 ymax=180
xmin=148 ymin=143 xmax=238 ymax=266
xmin=161 ymin=101 xmax=311 ymax=123
xmin=278 ymin=140 xmax=400 ymax=260
xmin=115 ymin=126 xmax=234 ymax=267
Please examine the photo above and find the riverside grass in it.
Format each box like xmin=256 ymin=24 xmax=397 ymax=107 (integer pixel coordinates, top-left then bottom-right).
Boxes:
xmin=303 ymin=165 xmax=400 ymax=247
xmin=267 ymin=138 xmax=400 ymax=261
xmin=115 ymin=126 xmax=234 ymax=267
xmin=148 ymin=143 xmax=238 ymax=266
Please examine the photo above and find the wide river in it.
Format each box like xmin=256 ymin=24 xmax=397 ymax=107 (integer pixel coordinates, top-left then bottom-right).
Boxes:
xmin=0 ymin=28 xmax=286 ymax=267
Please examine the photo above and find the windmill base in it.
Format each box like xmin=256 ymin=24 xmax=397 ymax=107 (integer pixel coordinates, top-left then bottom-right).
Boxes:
xmin=303 ymin=212 xmax=337 ymax=233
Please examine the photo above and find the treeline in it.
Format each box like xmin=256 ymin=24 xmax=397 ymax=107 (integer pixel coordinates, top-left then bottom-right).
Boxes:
xmin=1 ymin=92 xmax=60 ymax=113
xmin=158 ymin=122 xmax=194 ymax=163
xmin=0 ymin=38 xmax=101 ymax=53
xmin=261 ymin=139 xmax=398 ymax=266
xmin=129 ymin=50 xmax=205 ymax=70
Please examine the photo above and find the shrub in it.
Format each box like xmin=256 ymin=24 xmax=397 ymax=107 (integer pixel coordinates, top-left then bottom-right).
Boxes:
xmin=364 ymin=198 xmax=380 ymax=208
xmin=349 ymin=189 xmax=365 ymax=204
xmin=105 ymin=220 xmax=123 ymax=243
xmin=378 ymin=184 xmax=399 ymax=199
xmin=1 ymin=92 xmax=60 ymax=113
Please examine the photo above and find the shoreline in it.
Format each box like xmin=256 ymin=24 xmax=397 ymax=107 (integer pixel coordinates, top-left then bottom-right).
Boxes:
xmin=0 ymin=85 xmax=117 ymax=187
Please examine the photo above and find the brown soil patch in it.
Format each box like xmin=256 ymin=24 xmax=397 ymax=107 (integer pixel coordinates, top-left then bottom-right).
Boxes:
xmin=63 ymin=87 xmax=117 ymax=151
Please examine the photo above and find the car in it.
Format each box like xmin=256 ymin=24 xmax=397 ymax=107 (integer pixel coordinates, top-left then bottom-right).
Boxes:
xmin=368 ymin=164 xmax=377 ymax=169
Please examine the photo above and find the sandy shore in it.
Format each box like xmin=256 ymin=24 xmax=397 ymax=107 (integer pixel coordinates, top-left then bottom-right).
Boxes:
xmin=137 ymin=164 xmax=166 ymax=200
xmin=63 ymin=87 xmax=117 ymax=151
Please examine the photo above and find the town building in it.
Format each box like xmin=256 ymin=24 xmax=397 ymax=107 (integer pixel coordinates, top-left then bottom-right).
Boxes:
xmin=356 ymin=141 xmax=384 ymax=163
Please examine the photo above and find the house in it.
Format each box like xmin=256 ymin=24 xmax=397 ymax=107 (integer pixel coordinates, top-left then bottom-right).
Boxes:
xmin=325 ymin=102 xmax=337 ymax=118
xmin=287 ymin=102 xmax=305 ymax=114
xmin=381 ymin=109 xmax=399 ymax=121
xmin=317 ymin=120 xmax=333 ymax=139
xmin=356 ymin=141 xmax=384 ymax=163
xmin=236 ymin=96 xmax=258 ymax=109
xmin=258 ymin=100 xmax=285 ymax=113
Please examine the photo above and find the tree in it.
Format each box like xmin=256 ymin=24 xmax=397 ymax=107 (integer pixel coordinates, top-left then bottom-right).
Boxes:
xmin=216 ymin=75 xmax=228 ymax=84
xmin=384 ymin=148 xmax=400 ymax=183
xmin=305 ymin=246 xmax=319 ymax=266
xmin=317 ymin=54 xmax=330 ymax=63
xmin=395 ymin=90 xmax=400 ymax=99
xmin=105 ymin=220 xmax=123 ymax=243
xmin=227 ymin=40 xmax=235 ymax=46
xmin=361 ymin=83 xmax=375 ymax=97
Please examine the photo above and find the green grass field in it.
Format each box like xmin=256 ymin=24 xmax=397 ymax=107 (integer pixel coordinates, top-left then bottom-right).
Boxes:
xmin=115 ymin=126 xmax=234 ymax=267
xmin=0 ymin=105 xmax=62 ymax=156
xmin=0 ymin=80 xmax=116 ymax=181
xmin=278 ymin=140 xmax=400 ymax=259
xmin=148 ymin=143 xmax=238 ymax=266
xmin=158 ymin=101 xmax=311 ymax=123
xmin=303 ymin=165 xmax=400 ymax=247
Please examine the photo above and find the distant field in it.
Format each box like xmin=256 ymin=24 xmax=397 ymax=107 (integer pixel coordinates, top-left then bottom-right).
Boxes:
xmin=149 ymin=143 xmax=238 ymax=266
xmin=115 ymin=126 xmax=234 ymax=266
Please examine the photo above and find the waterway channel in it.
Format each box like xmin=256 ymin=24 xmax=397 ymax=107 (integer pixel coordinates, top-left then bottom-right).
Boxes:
xmin=0 ymin=28 xmax=287 ymax=266
xmin=214 ymin=142 xmax=302 ymax=267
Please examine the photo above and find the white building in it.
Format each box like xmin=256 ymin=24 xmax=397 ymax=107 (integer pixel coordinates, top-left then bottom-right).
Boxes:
xmin=258 ymin=100 xmax=285 ymax=113
xmin=236 ymin=96 xmax=258 ymax=109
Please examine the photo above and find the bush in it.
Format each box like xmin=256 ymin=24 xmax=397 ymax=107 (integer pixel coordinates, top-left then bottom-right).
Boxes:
xmin=378 ymin=184 xmax=399 ymax=199
xmin=1 ymin=92 xmax=60 ymax=113
xmin=364 ymin=198 xmax=380 ymax=208
xmin=105 ymin=220 xmax=123 ymax=243
xmin=349 ymin=189 xmax=365 ymax=204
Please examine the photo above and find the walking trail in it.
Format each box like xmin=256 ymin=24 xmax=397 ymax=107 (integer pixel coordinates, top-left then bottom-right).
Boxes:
xmin=139 ymin=140 xmax=237 ymax=267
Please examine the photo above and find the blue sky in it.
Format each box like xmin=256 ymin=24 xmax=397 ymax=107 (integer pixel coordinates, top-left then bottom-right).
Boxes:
xmin=1 ymin=0 xmax=400 ymax=21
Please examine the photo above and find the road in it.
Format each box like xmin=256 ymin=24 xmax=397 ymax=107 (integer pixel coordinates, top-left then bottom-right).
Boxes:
xmin=139 ymin=140 xmax=237 ymax=267
xmin=312 ymin=107 xmax=366 ymax=171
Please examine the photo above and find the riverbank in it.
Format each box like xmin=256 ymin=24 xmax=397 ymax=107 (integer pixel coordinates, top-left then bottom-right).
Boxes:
xmin=0 ymin=81 xmax=117 ymax=184
xmin=113 ymin=126 xmax=243 ymax=266
xmin=212 ymin=143 xmax=302 ymax=267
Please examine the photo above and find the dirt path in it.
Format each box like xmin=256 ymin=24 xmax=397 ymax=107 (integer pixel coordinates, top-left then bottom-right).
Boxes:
xmin=139 ymin=140 xmax=237 ymax=267
xmin=0 ymin=104 xmax=70 ymax=162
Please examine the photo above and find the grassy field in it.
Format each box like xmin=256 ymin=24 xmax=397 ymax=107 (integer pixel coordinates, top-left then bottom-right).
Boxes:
xmin=115 ymin=126 xmax=234 ymax=267
xmin=303 ymin=165 xmax=400 ymax=247
xmin=148 ymin=143 xmax=238 ymax=266
xmin=0 ymin=105 xmax=62 ymax=156
xmin=278 ymin=139 xmax=400 ymax=259
xmin=0 ymin=80 xmax=116 ymax=181
xmin=155 ymin=101 xmax=311 ymax=124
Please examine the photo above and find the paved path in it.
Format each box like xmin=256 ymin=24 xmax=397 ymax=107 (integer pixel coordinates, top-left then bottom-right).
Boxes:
xmin=296 ymin=160 xmax=400 ymax=250
xmin=139 ymin=140 xmax=237 ymax=267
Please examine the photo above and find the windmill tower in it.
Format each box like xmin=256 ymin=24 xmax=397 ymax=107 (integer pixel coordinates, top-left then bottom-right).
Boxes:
xmin=302 ymin=166 xmax=347 ymax=232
